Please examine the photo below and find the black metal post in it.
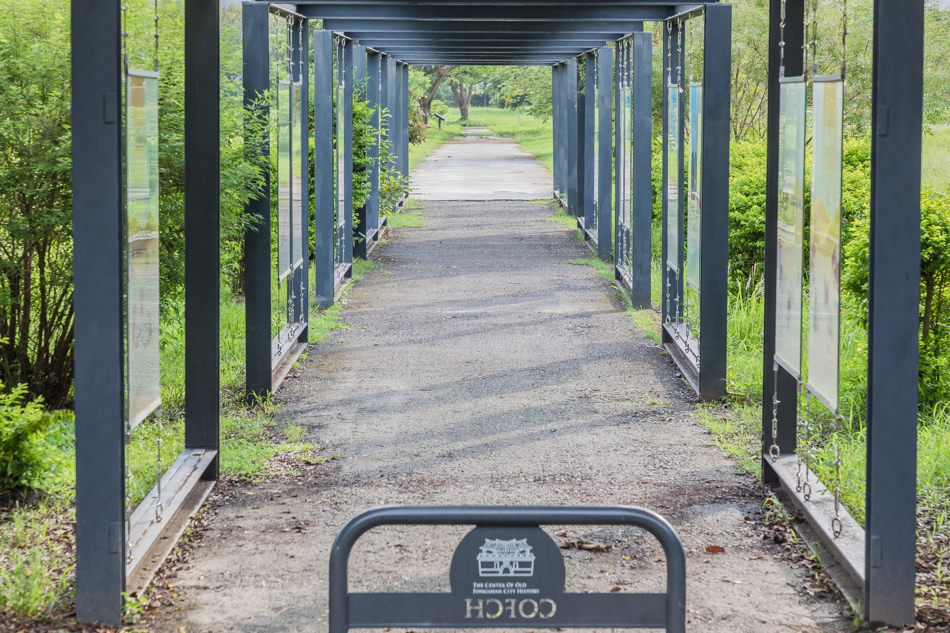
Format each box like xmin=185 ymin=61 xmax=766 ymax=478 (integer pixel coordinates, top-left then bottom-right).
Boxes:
xmin=401 ymin=62 xmax=410 ymax=178
xmin=631 ymin=31 xmax=653 ymax=309
xmin=551 ymin=64 xmax=564 ymax=195
xmin=865 ymin=0 xmax=923 ymax=624
xmin=72 ymin=0 xmax=125 ymax=623
xmin=566 ymin=57 xmax=578 ymax=216
xmin=342 ymin=39 xmax=355 ymax=268
xmin=583 ymin=51 xmax=595 ymax=232
xmin=697 ymin=6 xmax=731 ymax=402
xmin=366 ymin=50 xmax=381 ymax=246
xmin=184 ymin=0 xmax=221 ymax=468
xmin=242 ymin=2 xmax=271 ymax=401
xmin=597 ymin=45 xmax=612 ymax=258
xmin=313 ymin=30 xmax=334 ymax=309
xmin=762 ymin=0 xmax=804 ymax=472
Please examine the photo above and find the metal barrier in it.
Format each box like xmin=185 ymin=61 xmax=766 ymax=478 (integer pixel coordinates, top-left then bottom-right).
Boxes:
xmin=329 ymin=505 xmax=686 ymax=633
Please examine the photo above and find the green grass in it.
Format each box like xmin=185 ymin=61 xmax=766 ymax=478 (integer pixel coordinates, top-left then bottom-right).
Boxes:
xmin=387 ymin=212 xmax=426 ymax=229
xmin=922 ymin=125 xmax=950 ymax=192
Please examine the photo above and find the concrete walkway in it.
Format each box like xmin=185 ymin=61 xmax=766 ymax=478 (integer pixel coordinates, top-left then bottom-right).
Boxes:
xmin=409 ymin=130 xmax=552 ymax=200
xmin=153 ymin=137 xmax=851 ymax=633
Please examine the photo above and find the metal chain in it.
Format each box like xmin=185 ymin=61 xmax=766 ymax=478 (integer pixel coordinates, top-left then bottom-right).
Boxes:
xmin=802 ymin=0 xmax=810 ymax=82
xmin=802 ymin=415 xmax=812 ymax=501
xmin=153 ymin=0 xmax=160 ymax=72
xmin=122 ymin=5 xmax=129 ymax=73
xmin=841 ymin=0 xmax=848 ymax=79
xmin=286 ymin=16 xmax=294 ymax=82
xmin=687 ymin=16 xmax=693 ymax=85
xmin=779 ymin=0 xmax=786 ymax=76
xmin=666 ymin=21 xmax=672 ymax=85
xmin=811 ymin=0 xmax=819 ymax=76
xmin=769 ymin=365 xmax=781 ymax=461
xmin=155 ymin=410 xmax=163 ymax=522
xmin=676 ymin=20 xmax=683 ymax=93
xmin=831 ymin=411 xmax=843 ymax=537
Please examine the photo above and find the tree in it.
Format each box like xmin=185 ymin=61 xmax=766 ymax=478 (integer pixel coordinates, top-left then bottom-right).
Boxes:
xmin=497 ymin=66 xmax=553 ymax=120
xmin=449 ymin=67 xmax=494 ymax=120
xmin=411 ymin=65 xmax=457 ymax=123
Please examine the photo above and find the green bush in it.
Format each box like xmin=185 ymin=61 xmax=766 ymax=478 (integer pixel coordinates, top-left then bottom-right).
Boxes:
xmin=0 ymin=384 xmax=62 ymax=497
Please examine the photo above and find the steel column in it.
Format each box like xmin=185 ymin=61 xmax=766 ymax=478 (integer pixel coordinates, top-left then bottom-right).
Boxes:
xmin=582 ymin=51 xmax=595 ymax=232
xmin=565 ymin=58 xmax=578 ymax=215
xmin=762 ymin=0 xmax=804 ymax=472
xmin=552 ymin=64 xmax=562 ymax=196
xmin=597 ymin=45 xmax=612 ymax=258
xmin=697 ymin=6 xmax=731 ymax=401
xmin=614 ymin=47 xmax=623 ymax=274
xmin=72 ymin=0 xmax=125 ymax=623
xmin=313 ymin=30 xmax=334 ymax=308
xmin=400 ymin=62 xmax=410 ymax=177
xmin=631 ymin=31 xmax=653 ymax=309
xmin=865 ymin=0 xmax=923 ymax=624
xmin=242 ymin=3 xmax=271 ymax=400
xmin=342 ymin=39 xmax=354 ymax=268
xmin=366 ymin=50 xmax=381 ymax=246
xmin=293 ymin=18 xmax=310 ymax=334
xmin=184 ymin=0 xmax=221 ymax=466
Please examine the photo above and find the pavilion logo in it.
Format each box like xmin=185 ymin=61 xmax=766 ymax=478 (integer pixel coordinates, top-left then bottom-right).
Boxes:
xmin=476 ymin=538 xmax=536 ymax=577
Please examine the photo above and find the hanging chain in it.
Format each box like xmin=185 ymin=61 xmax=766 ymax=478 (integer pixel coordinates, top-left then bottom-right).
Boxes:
xmin=676 ymin=20 xmax=683 ymax=94
xmin=779 ymin=0 xmax=787 ymax=77
xmin=802 ymin=413 xmax=812 ymax=501
xmin=286 ymin=15 xmax=294 ymax=82
xmin=802 ymin=0 xmax=810 ymax=82
xmin=153 ymin=0 xmax=160 ymax=72
xmin=811 ymin=0 xmax=819 ymax=76
xmin=769 ymin=365 xmax=781 ymax=461
xmin=666 ymin=21 xmax=673 ymax=85
xmin=840 ymin=0 xmax=848 ymax=79
xmin=831 ymin=411 xmax=843 ymax=537
xmin=687 ymin=16 xmax=693 ymax=85
xmin=155 ymin=410 xmax=164 ymax=522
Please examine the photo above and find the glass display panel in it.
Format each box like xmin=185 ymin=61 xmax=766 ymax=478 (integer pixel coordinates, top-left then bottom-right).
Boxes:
xmin=686 ymin=84 xmax=703 ymax=290
xmin=621 ymin=83 xmax=632 ymax=232
xmin=775 ymin=79 xmax=807 ymax=376
xmin=291 ymin=82 xmax=304 ymax=270
xmin=807 ymin=78 xmax=844 ymax=410
xmin=277 ymin=81 xmax=292 ymax=281
xmin=591 ymin=61 xmax=599 ymax=227
xmin=126 ymin=71 xmax=161 ymax=429
xmin=666 ymin=84 xmax=680 ymax=271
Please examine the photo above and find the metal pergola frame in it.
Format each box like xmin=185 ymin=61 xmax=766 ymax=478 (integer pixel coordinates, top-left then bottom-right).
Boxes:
xmin=71 ymin=0 xmax=922 ymax=627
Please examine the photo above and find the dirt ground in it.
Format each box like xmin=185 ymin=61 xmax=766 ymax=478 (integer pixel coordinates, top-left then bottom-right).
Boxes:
xmin=148 ymin=139 xmax=854 ymax=633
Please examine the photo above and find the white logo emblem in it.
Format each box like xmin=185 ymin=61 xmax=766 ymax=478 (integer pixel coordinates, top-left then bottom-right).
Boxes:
xmin=476 ymin=538 xmax=535 ymax=577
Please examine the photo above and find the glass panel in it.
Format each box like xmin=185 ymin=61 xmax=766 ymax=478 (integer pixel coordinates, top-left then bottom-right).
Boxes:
xmin=686 ymin=84 xmax=703 ymax=290
xmin=666 ymin=84 xmax=680 ymax=271
xmin=126 ymin=71 xmax=161 ymax=429
xmin=775 ymin=80 xmax=807 ymax=376
xmin=807 ymin=79 xmax=844 ymax=410
xmin=277 ymin=81 xmax=292 ymax=280
xmin=591 ymin=59 xmax=598 ymax=228
xmin=291 ymin=82 xmax=304 ymax=270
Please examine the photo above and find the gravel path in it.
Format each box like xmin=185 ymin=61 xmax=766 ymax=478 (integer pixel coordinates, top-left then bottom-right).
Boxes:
xmin=153 ymin=138 xmax=852 ymax=633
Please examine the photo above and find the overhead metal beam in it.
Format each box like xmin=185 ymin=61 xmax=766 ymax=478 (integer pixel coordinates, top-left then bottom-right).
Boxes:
xmin=322 ymin=19 xmax=647 ymax=33
xmin=302 ymin=4 xmax=668 ymax=21
xmin=348 ymin=34 xmax=619 ymax=43
xmin=397 ymin=58 xmax=567 ymax=65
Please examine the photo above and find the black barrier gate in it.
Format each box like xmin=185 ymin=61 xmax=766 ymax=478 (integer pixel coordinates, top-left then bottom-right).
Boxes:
xmin=329 ymin=506 xmax=686 ymax=633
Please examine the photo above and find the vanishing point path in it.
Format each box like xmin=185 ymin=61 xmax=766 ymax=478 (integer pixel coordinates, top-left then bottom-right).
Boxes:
xmin=155 ymin=132 xmax=851 ymax=632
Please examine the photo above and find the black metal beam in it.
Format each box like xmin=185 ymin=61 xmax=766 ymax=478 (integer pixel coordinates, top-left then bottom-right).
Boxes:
xmin=697 ymin=4 xmax=730 ymax=401
xmin=762 ymin=0 xmax=804 ymax=475
xmin=184 ymin=0 xmax=221 ymax=465
xmin=243 ymin=2 xmax=272 ymax=401
xmin=864 ymin=0 xmax=923 ymax=625
xmin=566 ymin=57 xmax=578 ymax=216
xmin=597 ymin=45 xmax=612 ymax=257
xmin=72 ymin=0 xmax=125 ymax=624
xmin=323 ymin=19 xmax=646 ymax=34
xmin=355 ymin=36 xmax=613 ymax=46
xmin=313 ymin=29 xmax=334 ymax=308
xmin=302 ymin=4 xmax=669 ymax=21
xmin=631 ymin=31 xmax=653 ymax=309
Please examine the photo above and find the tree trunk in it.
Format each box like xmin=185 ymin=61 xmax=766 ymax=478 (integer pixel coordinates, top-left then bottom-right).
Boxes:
xmin=413 ymin=65 xmax=456 ymax=124
xmin=450 ymin=79 xmax=476 ymax=120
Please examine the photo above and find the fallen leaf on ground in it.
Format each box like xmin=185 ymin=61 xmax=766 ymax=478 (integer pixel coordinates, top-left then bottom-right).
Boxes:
xmin=705 ymin=545 xmax=726 ymax=553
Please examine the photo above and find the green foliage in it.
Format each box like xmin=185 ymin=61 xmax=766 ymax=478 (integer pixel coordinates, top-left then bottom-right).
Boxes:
xmin=429 ymin=100 xmax=449 ymax=117
xmin=0 ymin=0 xmax=74 ymax=407
xmin=352 ymin=81 xmax=376 ymax=213
xmin=496 ymin=67 xmax=553 ymax=121
xmin=409 ymin=87 xmax=428 ymax=145
xmin=726 ymin=141 xmax=769 ymax=280
xmin=0 ymin=383 xmax=64 ymax=497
